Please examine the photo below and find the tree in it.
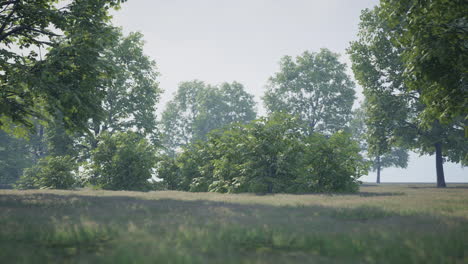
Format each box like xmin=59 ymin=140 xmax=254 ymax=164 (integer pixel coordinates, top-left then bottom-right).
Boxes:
xmin=161 ymin=80 xmax=256 ymax=154
xmin=378 ymin=0 xmax=467 ymax=124
xmin=2 ymin=27 xmax=160 ymax=187
xmin=373 ymin=148 xmax=408 ymax=184
xmin=84 ymin=30 xmax=161 ymax=149
xmin=0 ymin=0 xmax=126 ymax=134
xmin=350 ymin=106 xmax=408 ymax=183
xmin=90 ymin=132 xmax=156 ymax=191
xmin=348 ymin=7 xmax=466 ymax=187
xmin=263 ymin=49 xmax=356 ymax=135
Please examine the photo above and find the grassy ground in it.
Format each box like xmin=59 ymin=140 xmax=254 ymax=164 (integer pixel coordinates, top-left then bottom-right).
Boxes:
xmin=1 ymin=184 xmax=467 ymax=264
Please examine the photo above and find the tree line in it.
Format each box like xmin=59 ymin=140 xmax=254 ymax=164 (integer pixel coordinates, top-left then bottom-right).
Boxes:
xmin=0 ymin=0 xmax=466 ymax=191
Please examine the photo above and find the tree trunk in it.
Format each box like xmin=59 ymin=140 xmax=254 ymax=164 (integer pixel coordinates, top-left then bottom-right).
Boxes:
xmin=90 ymin=119 xmax=101 ymax=150
xmin=376 ymin=156 xmax=381 ymax=184
xmin=267 ymin=165 xmax=274 ymax=193
xmin=33 ymin=124 xmax=46 ymax=162
xmin=267 ymin=182 xmax=273 ymax=194
xmin=434 ymin=142 xmax=446 ymax=188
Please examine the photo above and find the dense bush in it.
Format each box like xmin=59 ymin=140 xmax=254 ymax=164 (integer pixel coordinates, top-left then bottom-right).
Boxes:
xmin=155 ymin=155 xmax=184 ymax=190
xmin=157 ymin=114 xmax=369 ymax=193
xmin=299 ymin=133 xmax=368 ymax=193
xmin=90 ymin=132 xmax=156 ymax=191
xmin=15 ymin=155 xmax=77 ymax=189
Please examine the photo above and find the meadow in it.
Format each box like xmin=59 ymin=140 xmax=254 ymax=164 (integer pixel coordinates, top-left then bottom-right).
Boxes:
xmin=1 ymin=184 xmax=467 ymax=264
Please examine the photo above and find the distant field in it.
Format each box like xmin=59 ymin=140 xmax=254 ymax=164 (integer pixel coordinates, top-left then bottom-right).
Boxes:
xmin=1 ymin=184 xmax=467 ymax=263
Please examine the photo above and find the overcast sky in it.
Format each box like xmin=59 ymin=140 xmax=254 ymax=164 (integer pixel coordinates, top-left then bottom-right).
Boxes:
xmin=111 ymin=0 xmax=466 ymax=183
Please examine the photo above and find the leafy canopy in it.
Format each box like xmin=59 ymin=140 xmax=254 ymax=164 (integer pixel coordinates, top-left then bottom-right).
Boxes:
xmin=0 ymin=0 xmax=126 ymax=135
xmin=378 ymin=0 xmax=467 ymax=123
xmin=348 ymin=7 xmax=467 ymax=181
xmin=161 ymin=80 xmax=256 ymax=153
xmin=349 ymin=105 xmax=409 ymax=175
xmin=84 ymin=29 xmax=162 ymax=147
xmin=263 ymin=48 xmax=355 ymax=135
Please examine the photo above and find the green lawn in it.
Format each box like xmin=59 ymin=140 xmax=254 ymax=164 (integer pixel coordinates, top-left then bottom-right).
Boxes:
xmin=1 ymin=184 xmax=467 ymax=263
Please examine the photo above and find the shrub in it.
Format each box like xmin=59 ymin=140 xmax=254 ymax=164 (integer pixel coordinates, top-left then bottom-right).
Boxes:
xmin=154 ymin=155 xmax=180 ymax=190
xmin=157 ymin=114 xmax=369 ymax=193
xmin=90 ymin=132 xmax=156 ymax=191
xmin=297 ymin=132 xmax=368 ymax=193
xmin=15 ymin=155 xmax=77 ymax=189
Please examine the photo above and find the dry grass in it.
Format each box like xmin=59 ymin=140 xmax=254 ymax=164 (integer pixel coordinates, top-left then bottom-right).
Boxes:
xmin=1 ymin=184 xmax=467 ymax=263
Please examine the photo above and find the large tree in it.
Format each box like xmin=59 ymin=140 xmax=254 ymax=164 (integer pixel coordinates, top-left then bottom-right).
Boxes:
xmin=161 ymin=80 xmax=256 ymax=153
xmin=378 ymin=0 xmax=467 ymax=124
xmin=2 ymin=29 xmax=161 ymax=185
xmin=348 ymin=7 xmax=466 ymax=187
xmin=40 ymin=29 xmax=161 ymax=159
xmin=85 ymin=30 xmax=161 ymax=149
xmin=263 ymin=48 xmax=356 ymax=135
xmin=0 ymin=0 xmax=126 ymax=134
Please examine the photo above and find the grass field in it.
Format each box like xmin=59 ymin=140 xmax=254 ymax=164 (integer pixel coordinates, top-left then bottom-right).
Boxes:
xmin=1 ymin=184 xmax=467 ymax=264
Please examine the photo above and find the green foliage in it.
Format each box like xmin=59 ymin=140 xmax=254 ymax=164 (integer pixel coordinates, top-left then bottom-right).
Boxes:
xmin=263 ymin=49 xmax=355 ymax=135
xmin=0 ymin=0 xmax=126 ymax=135
xmin=161 ymin=80 xmax=256 ymax=154
xmin=45 ymin=119 xmax=78 ymax=157
xmin=378 ymin=0 xmax=467 ymax=123
xmin=85 ymin=30 xmax=162 ymax=146
xmin=158 ymin=114 xmax=368 ymax=193
xmin=349 ymin=106 xmax=409 ymax=174
xmin=155 ymin=155 xmax=182 ymax=190
xmin=0 ymin=118 xmax=78 ymax=187
xmin=2 ymin=28 xmax=160 ymax=189
xmin=15 ymin=155 xmax=77 ymax=189
xmin=373 ymin=148 xmax=408 ymax=172
xmin=0 ymin=130 xmax=33 ymax=184
xmin=302 ymin=132 xmax=368 ymax=193
xmin=90 ymin=132 xmax=156 ymax=191
xmin=348 ymin=7 xmax=467 ymax=185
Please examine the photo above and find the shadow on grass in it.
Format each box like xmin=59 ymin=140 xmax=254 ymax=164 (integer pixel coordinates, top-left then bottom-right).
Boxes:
xmin=357 ymin=192 xmax=405 ymax=197
xmin=253 ymin=190 xmax=405 ymax=197
xmin=360 ymin=183 xmax=379 ymax=187
xmin=408 ymin=185 xmax=468 ymax=189
xmin=0 ymin=192 xmax=467 ymax=264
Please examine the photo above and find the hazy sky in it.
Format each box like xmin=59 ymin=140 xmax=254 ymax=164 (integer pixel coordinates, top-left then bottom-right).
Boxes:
xmin=111 ymin=0 xmax=466 ymax=183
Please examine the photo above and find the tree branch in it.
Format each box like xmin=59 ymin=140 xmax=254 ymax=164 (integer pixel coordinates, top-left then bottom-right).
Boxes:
xmin=18 ymin=32 xmax=55 ymax=47
xmin=0 ymin=0 xmax=18 ymax=8
xmin=0 ymin=24 xmax=60 ymax=43
xmin=0 ymin=0 xmax=19 ymax=36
